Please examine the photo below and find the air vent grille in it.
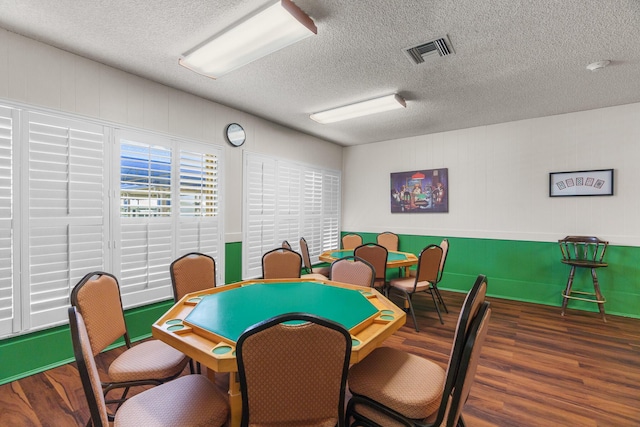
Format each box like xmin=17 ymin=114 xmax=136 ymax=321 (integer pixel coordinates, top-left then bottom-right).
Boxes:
xmin=404 ymin=36 xmax=453 ymax=65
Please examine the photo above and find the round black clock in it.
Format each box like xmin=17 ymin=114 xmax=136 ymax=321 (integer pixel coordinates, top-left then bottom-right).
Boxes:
xmin=225 ymin=123 xmax=246 ymax=147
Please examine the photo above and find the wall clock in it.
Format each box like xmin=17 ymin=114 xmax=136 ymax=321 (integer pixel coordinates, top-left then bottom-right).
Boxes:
xmin=225 ymin=123 xmax=246 ymax=147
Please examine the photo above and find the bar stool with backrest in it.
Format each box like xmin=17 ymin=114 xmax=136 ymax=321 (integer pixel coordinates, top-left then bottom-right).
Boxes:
xmin=389 ymin=244 xmax=445 ymax=329
xmin=261 ymin=247 xmax=303 ymax=279
xmin=237 ymin=313 xmax=351 ymax=427
xmin=70 ymin=272 xmax=189 ymax=416
xmin=347 ymin=275 xmax=490 ymax=427
xmin=329 ymin=255 xmax=376 ymax=288
xmin=558 ymin=235 xmax=609 ymax=321
xmin=354 ymin=243 xmax=388 ymax=294
xmin=68 ymin=306 xmax=229 ymax=427
xmin=342 ymin=233 xmax=363 ymax=250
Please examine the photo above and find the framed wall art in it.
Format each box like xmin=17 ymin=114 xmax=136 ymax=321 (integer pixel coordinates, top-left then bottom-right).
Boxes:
xmin=390 ymin=168 xmax=448 ymax=213
xmin=549 ymin=169 xmax=614 ymax=197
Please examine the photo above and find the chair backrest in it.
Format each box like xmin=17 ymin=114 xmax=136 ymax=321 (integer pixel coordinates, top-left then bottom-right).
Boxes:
xmin=443 ymin=275 xmax=488 ymax=391
xmin=446 ymin=302 xmax=492 ymax=427
xmin=354 ymin=243 xmax=388 ymax=282
xmin=437 ymin=238 xmax=450 ymax=283
xmin=262 ymin=247 xmax=302 ymax=279
xmin=68 ymin=306 xmax=110 ymax=427
xmin=330 ymin=256 xmax=375 ymax=288
xmin=237 ymin=313 xmax=351 ymax=427
xmin=558 ymin=235 xmax=608 ymax=264
xmin=341 ymin=233 xmax=363 ymax=250
xmin=299 ymin=237 xmax=313 ymax=273
xmin=70 ymin=271 xmax=129 ymax=355
xmin=170 ymin=252 xmax=216 ymax=302
xmin=414 ymin=244 xmax=443 ymax=286
xmin=376 ymin=231 xmax=399 ymax=252
xmin=281 ymin=240 xmax=292 ymax=250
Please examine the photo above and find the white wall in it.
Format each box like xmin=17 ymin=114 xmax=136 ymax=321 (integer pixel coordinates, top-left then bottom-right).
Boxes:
xmin=0 ymin=29 xmax=343 ymax=243
xmin=343 ymin=102 xmax=640 ymax=246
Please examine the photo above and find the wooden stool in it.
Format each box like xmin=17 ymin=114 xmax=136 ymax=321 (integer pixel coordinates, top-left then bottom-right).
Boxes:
xmin=558 ymin=236 xmax=608 ymax=322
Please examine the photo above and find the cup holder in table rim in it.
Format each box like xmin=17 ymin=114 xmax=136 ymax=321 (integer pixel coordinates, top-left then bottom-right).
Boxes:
xmin=357 ymin=289 xmax=375 ymax=298
xmin=164 ymin=318 xmax=190 ymax=333
xmin=211 ymin=343 xmax=234 ymax=356
xmin=377 ymin=309 xmax=395 ymax=321
xmin=185 ymin=296 xmax=205 ymax=305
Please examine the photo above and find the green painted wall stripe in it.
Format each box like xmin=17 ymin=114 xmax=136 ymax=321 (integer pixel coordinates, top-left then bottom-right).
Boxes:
xmin=349 ymin=231 xmax=640 ymax=319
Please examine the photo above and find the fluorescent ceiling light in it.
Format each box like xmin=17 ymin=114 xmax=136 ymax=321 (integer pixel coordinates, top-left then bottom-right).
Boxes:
xmin=310 ymin=94 xmax=407 ymax=124
xmin=179 ymin=0 xmax=316 ymax=79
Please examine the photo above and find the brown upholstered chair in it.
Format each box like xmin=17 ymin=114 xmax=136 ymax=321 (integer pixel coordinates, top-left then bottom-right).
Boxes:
xmin=389 ymin=244 xmax=445 ymax=329
xmin=354 ymin=243 xmax=388 ymax=293
xmin=409 ymin=238 xmax=451 ymax=315
xmin=341 ymin=233 xmax=363 ymax=250
xmin=69 ymin=306 xmax=229 ymax=427
xmin=376 ymin=231 xmax=399 ymax=252
xmin=329 ymin=256 xmax=375 ymax=288
xmin=300 ymin=236 xmax=330 ymax=280
xmin=237 ymin=313 xmax=351 ymax=427
xmin=170 ymin=252 xmax=216 ymax=374
xmin=281 ymin=240 xmax=292 ymax=250
xmin=261 ymin=247 xmax=302 ymax=279
xmin=170 ymin=252 xmax=216 ymax=302
xmin=70 ymin=272 xmax=189 ymax=411
xmin=347 ymin=275 xmax=490 ymax=427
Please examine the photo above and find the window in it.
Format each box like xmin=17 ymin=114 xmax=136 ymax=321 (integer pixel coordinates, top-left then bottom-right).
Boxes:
xmin=243 ymin=153 xmax=340 ymax=278
xmin=0 ymin=103 xmax=225 ymax=339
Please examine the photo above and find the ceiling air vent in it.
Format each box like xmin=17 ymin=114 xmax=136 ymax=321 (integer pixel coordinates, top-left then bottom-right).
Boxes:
xmin=404 ymin=36 xmax=453 ymax=65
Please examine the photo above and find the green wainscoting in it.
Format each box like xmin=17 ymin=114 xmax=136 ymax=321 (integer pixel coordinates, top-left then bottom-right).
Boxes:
xmin=350 ymin=232 xmax=639 ymax=319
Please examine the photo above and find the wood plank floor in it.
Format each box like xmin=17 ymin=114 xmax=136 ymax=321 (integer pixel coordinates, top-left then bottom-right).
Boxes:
xmin=1 ymin=290 xmax=639 ymax=426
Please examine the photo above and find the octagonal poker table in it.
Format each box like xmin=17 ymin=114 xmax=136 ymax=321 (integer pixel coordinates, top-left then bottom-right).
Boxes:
xmin=152 ymin=278 xmax=406 ymax=427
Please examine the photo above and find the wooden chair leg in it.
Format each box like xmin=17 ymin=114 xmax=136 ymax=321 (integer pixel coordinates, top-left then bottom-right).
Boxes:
xmin=561 ymin=266 xmax=576 ymax=316
xmin=591 ymin=268 xmax=607 ymax=322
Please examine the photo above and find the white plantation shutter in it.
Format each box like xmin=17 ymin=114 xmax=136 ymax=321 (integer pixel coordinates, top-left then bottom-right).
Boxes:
xmin=322 ymin=171 xmax=341 ymax=252
xmin=25 ymin=112 xmax=106 ymax=330
xmin=244 ymin=153 xmax=341 ymax=278
xmin=244 ymin=155 xmax=276 ymax=278
xmin=177 ymin=144 xmax=223 ymax=285
xmin=117 ymin=135 xmax=173 ymax=307
xmin=276 ymin=163 xmax=301 ymax=252
xmin=0 ymin=106 xmax=16 ymax=337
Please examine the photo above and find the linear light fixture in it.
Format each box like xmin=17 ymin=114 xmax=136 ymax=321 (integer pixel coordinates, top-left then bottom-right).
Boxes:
xmin=179 ymin=0 xmax=317 ymax=79
xmin=310 ymin=94 xmax=407 ymax=124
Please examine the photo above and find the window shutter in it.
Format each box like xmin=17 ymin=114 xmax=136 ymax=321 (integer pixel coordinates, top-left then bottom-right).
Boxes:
xmin=302 ymin=169 xmax=324 ymax=262
xmin=0 ymin=106 xmax=15 ymax=337
xmin=26 ymin=112 xmax=106 ymax=330
xmin=244 ymin=154 xmax=276 ymax=278
xmin=118 ymin=136 xmax=173 ymax=307
xmin=276 ymin=162 xmax=301 ymax=252
xmin=177 ymin=145 xmax=223 ymax=284
xmin=322 ymin=171 xmax=341 ymax=252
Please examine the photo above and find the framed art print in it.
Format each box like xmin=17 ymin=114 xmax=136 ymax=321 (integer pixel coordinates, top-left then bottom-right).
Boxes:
xmin=549 ymin=169 xmax=613 ymax=197
xmin=391 ymin=168 xmax=448 ymax=213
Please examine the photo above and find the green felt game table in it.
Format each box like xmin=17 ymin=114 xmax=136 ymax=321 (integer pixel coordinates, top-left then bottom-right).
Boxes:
xmin=152 ymin=278 xmax=406 ymax=427
xmin=319 ymin=249 xmax=418 ymax=276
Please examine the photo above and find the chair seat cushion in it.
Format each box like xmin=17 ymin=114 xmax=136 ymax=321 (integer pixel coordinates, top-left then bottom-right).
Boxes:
xmin=389 ymin=277 xmax=431 ymax=292
xmin=348 ymin=347 xmax=445 ymax=419
xmin=114 ymin=374 xmax=229 ymax=426
xmin=108 ymin=339 xmax=188 ymax=382
xmin=314 ymin=266 xmax=331 ymax=276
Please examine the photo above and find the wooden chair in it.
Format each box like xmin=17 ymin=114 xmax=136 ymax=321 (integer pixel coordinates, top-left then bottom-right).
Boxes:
xmin=389 ymin=244 xmax=445 ymax=329
xmin=354 ymin=243 xmax=388 ymax=293
xmin=237 ymin=313 xmax=351 ymax=427
xmin=261 ymin=247 xmax=302 ymax=279
xmin=170 ymin=252 xmax=216 ymax=302
xmin=558 ymin=236 xmax=609 ymax=321
xmin=341 ymin=233 xmax=363 ymax=250
xmin=70 ymin=272 xmax=189 ymax=415
xmin=329 ymin=255 xmax=375 ymax=288
xmin=170 ymin=252 xmax=216 ymax=374
xmin=68 ymin=306 xmax=229 ymax=427
xmin=300 ymin=236 xmax=330 ymax=279
xmin=346 ymin=275 xmax=490 ymax=427
xmin=376 ymin=231 xmax=399 ymax=252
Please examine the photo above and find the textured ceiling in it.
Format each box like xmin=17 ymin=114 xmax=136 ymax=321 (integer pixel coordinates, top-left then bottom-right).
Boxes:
xmin=1 ymin=0 xmax=639 ymax=146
